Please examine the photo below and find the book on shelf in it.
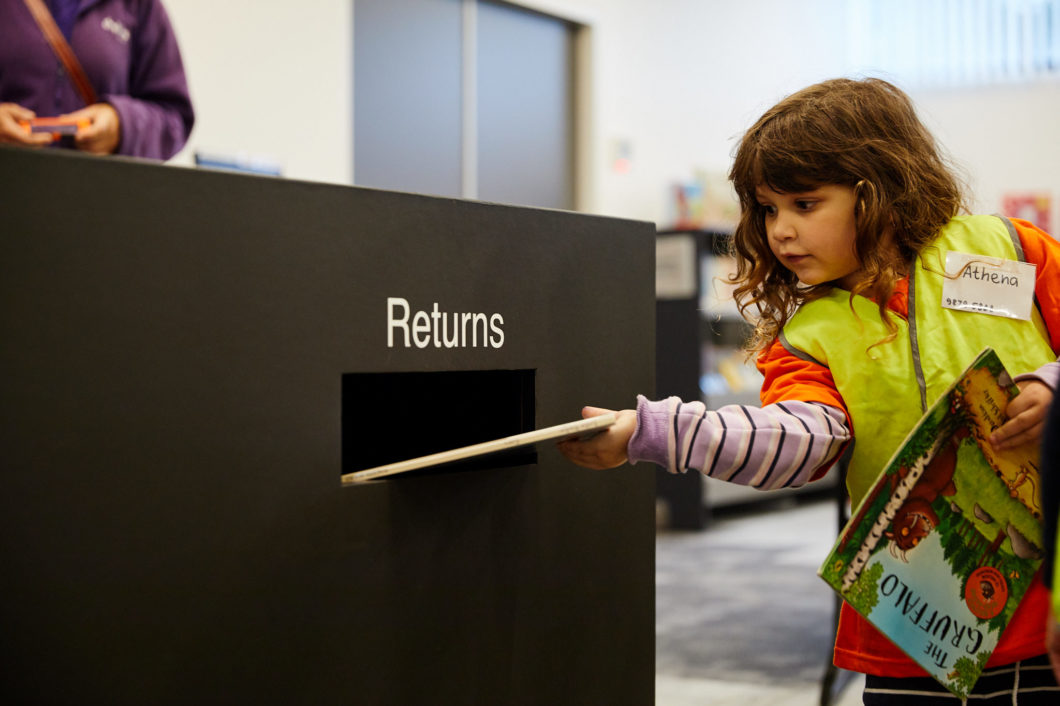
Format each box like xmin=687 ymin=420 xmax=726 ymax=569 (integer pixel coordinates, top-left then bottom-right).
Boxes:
xmin=818 ymin=348 xmax=1044 ymax=698
xmin=341 ymin=413 xmax=616 ymax=484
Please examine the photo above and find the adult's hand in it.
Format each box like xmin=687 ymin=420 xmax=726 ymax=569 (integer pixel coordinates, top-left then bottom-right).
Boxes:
xmin=67 ymin=103 xmax=121 ymax=155
xmin=0 ymin=103 xmax=53 ymax=147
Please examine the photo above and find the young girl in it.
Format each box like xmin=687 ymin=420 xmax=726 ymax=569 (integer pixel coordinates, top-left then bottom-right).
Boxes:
xmin=559 ymin=77 xmax=1060 ymax=703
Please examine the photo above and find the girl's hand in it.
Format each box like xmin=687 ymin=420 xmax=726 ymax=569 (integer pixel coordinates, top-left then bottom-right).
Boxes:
xmin=0 ymin=103 xmax=53 ymax=147
xmin=65 ymin=103 xmax=121 ymax=155
xmin=557 ymin=406 xmax=637 ymax=469
xmin=989 ymin=379 xmax=1053 ymax=450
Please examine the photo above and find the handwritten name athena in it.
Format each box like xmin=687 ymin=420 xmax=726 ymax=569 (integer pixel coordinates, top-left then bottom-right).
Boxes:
xmin=961 ymin=264 xmax=1019 ymax=287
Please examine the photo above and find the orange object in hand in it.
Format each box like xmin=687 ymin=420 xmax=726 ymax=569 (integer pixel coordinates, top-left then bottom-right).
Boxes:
xmin=18 ymin=116 xmax=91 ymax=140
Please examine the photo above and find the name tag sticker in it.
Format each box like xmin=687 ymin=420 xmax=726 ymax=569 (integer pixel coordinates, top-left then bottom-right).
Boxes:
xmin=941 ymin=251 xmax=1036 ymax=321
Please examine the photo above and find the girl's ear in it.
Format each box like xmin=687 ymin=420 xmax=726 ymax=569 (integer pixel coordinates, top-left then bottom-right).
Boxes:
xmin=853 ymin=179 xmax=897 ymax=248
xmin=853 ymin=179 xmax=879 ymax=219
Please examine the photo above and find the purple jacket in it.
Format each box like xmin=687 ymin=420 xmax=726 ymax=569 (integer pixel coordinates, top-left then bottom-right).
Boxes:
xmin=0 ymin=0 xmax=194 ymax=160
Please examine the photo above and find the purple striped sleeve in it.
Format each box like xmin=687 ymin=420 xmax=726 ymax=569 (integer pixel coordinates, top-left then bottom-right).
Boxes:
xmin=627 ymin=395 xmax=850 ymax=489
xmin=1014 ymin=360 xmax=1059 ymax=391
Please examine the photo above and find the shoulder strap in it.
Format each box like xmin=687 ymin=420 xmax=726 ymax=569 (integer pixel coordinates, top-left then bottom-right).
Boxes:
xmin=23 ymin=0 xmax=99 ymax=106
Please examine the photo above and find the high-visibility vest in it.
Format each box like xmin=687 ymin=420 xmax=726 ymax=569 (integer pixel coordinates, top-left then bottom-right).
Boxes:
xmin=780 ymin=215 xmax=1054 ymax=505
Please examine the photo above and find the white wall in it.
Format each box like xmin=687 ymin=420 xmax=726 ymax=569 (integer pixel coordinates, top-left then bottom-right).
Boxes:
xmin=913 ymin=81 xmax=1060 ymax=231
xmin=552 ymin=0 xmax=852 ymax=225
xmin=165 ymin=0 xmax=353 ymax=185
xmin=163 ymin=0 xmax=1060 ymax=231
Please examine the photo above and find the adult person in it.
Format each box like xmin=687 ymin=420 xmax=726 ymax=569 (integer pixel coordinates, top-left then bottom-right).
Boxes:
xmin=0 ymin=0 xmax=194 ymax=159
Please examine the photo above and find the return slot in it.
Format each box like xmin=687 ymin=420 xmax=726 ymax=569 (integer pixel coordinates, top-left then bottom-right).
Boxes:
xmin=341 ymin=369 xmax=536 ymax=480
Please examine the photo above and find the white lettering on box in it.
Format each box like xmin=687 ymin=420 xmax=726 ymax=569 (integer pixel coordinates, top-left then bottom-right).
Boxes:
xmin=387 ymin=297 xmax=410 ymax=348
xmin=387 ymin=297 xmax=506 ymax=349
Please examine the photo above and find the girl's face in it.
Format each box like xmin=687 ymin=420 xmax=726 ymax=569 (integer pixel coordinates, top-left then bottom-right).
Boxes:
xmin=755 ymin=184 xmax=862 ymax=289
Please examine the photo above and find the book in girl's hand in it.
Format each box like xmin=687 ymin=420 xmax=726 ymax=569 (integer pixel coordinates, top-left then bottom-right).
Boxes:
xmin=818 ymin=348 xmax=1044 ymax=698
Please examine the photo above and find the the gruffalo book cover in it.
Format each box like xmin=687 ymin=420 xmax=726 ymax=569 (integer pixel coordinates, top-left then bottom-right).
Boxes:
xmin=819 ymin=348 xmax=1044 ymax=698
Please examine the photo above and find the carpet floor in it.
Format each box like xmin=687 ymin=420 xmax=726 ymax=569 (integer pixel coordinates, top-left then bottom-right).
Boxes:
xmin=655 ymin=495 xmax=844 ymax=687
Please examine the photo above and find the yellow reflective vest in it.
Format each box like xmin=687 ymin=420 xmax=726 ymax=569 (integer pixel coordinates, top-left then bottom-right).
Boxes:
xmin=780 ymin=215 xmax=1055 ymax=505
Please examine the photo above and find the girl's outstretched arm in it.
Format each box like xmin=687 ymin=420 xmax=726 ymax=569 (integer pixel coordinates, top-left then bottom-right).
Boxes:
xmin=558 ymin=396 xmax=850 ymax=489
xmin=631 ymin=396 xmax=849 ymax=488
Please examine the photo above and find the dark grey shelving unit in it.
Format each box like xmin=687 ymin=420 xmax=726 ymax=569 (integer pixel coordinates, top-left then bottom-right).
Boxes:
xmin=654 ymin=227 xmax=737 ymax=529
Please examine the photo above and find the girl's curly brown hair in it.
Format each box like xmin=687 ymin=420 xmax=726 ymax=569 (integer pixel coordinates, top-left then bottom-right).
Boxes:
xmin=727 ymin=77 xmax=966 ymax=353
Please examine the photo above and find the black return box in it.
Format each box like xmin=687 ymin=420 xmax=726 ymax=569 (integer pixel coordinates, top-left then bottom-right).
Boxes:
xmin=0 ymin=147 xmax=656 ymax=705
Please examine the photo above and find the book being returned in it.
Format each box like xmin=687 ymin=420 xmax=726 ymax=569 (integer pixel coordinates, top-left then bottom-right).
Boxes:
xmin=341 ymin=413 xmax=616 ymax=484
